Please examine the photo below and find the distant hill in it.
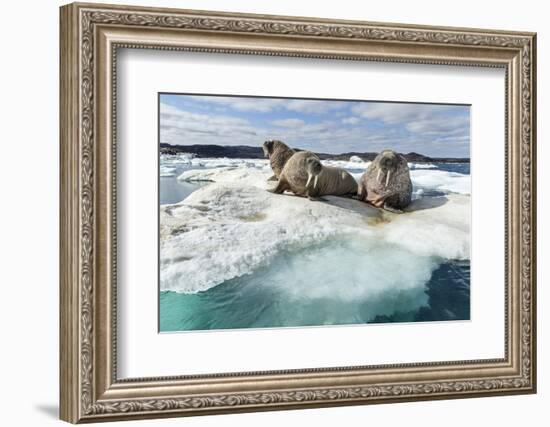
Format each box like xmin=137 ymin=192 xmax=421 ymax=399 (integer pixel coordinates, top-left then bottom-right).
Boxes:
xmin=159 ymin=143 xmax=470 ymax=163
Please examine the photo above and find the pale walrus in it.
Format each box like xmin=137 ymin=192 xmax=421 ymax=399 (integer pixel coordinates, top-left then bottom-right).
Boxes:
xmin=304 ymin=157 xmax=358 ymax=200
xmin=358 ymin=149 xmax=412 ymax=212
xmin=268 ymin=151 xmax=357 ymax=200
xmin=262 ymin=140 xmax=295 ymax=181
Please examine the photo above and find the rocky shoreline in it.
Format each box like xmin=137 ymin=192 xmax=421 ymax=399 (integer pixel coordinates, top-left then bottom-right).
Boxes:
xmin=160 ymin=143 xmax=470 ymax=163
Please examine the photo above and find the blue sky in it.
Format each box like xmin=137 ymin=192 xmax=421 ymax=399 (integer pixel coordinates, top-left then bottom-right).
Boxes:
xmin=160 ymin=94 xmax=470 ymax=157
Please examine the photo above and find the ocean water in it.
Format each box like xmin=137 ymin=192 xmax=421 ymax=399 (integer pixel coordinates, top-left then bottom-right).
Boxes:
xmin=159 ymin=156 xmax=471 ymax=332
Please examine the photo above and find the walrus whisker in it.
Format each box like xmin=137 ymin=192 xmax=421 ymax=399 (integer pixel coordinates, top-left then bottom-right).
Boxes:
xmin=385 ymin=169 xmax=392 ymax=188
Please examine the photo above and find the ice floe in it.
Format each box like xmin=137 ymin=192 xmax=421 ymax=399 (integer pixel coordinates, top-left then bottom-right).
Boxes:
xmin=162 ymin=154 xmax=270 ymax=169
xmin=322 ymin=159 xmax=371 ymax=170
xmin=162 ymin=165 xmax=470 ymax=295
xmin=408 ymin=162 xmax=437 ymax=170
xmin=178 ymin=166 xmax=272 ymax=189
xmin=410 ymin=169 xmax=470 ymax=195
xmin=162 ymin=154 xmax=471 ymax=296
xmin=177 ymin=162 xmax=470 ymax=196
xmin=160 ymin=166 xmax=178 ymax=177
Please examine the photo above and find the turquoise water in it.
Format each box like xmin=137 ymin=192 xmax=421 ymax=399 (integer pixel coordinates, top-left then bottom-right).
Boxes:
xmin=160 ymin=241 xmax=470 ymax=332
xmin=159 ymin=160 xmax=470 ymax=332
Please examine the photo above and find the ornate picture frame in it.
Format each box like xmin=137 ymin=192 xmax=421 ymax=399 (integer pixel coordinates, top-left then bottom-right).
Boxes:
xmin=60 ymin=2 xmax=536 ymax=423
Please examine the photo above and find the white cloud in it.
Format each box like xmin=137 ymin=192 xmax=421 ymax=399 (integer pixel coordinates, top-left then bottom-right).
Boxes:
xmin=406 ymin=115 xmax=469 ymax=135
xmin=160 ymin=99 xmax=470 ymax=157
xmin=160 ymin=103 xmax=266 ymax=146
xmin=342 ymin=116 xmax=360 ymax=125
xmin=186 ymin=96 xmax=349 ymax=115
xmin=352 ymin=103 xmax=439 ymax=123
xmin=187 ymin=96 xmax=286 ymax=113
xmin=271 ymin=118 xmax=305 ymax=128
xmin=352 ymin=102 xmax=469 ymax=139
xmin=285 ymin=99 xmax=347 ymax=114
xmin=161 ymin=103 xmax=250 ymax=127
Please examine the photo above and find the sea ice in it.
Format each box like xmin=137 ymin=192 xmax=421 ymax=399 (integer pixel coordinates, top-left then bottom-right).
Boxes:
xmin=410 ymin=169 xmax=470 ymax=195
xmin=178 ymin=167 xmax=272 ymax=189
xmin=190 ymin=157 xmax=269 ymax=169
xmin=163 ymin=166 xmax=470 ymax=295
xmin=160 ymin=166 xmax=178 ymax=177
xmin=322 ymin=159 xmax=371 ymax=170
xmin=177 ymin=162 xmax=470 ymax=196
xmin=408 ymin=162 xmax=437 ymax=170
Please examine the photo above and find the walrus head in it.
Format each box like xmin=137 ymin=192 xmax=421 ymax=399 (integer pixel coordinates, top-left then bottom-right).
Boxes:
xmin=373 ymin=149 xmax=400 ymax=188
xmin=263 ymin=140 xmax=289 ymax=158
xmin=305 ymin=157 xmax=323 ymax=189
xmin=262 ymin=140 xmax=275 ymax=158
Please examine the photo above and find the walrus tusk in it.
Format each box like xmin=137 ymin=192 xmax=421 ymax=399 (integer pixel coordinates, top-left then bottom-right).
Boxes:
xmin=377 ymin=169 xmax=382 ymax=183
xmin=314 ymin=174 xmax=319 ymax=189
xmin=306 ymin=173 xmax=312 ymax=187
xmin=385 ymin=169 xmax=392 ymax=188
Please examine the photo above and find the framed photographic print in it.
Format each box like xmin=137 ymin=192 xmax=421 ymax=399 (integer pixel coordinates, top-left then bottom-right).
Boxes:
xmin=60 ymin=2 xmax=537 ymax=423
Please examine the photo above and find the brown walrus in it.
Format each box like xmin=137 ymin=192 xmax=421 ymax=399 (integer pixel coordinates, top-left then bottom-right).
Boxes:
xmin=262 ymin=140 xmax=295 ymax=181
xmin=268 ymin=151 xmax=357 ymax=200
xmin=357 ymin=149 xmax=412 ymax=212
xmin=304 ymin=157 xmax=358 ymax=200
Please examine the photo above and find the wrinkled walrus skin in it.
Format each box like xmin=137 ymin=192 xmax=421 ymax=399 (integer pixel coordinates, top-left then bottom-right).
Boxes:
xmin=358 ymin=149 xmax=412 ymax=212
xmin=268 ymin=151 xmax=318 ymax=197
xmin=262 ymin=140 xmax=295 ymax=181
xmin=304 ymin=157 xmax=358 ymax=199
xmin=268 ymin=152 xmax=357 ymax=200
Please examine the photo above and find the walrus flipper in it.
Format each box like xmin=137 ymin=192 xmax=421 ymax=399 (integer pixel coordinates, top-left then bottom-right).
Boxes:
xmin=268 ymin=178 xmax=289 ymax=194
xmin=357 ymin=183 xmax=367 ymax=201
xmin=267 ymin=175 xmax=278 ymax=182
xmin=375 ymin=191 xmax=404 ymax=213
xmin=382 ymin=203 xmax=404 ymax=214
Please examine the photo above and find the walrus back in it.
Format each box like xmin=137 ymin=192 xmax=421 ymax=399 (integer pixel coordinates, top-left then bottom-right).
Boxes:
xmin=270 ymin=144 xmax=295 ymax=177
xmin=313 ymin=166 xmax=358 ymax=196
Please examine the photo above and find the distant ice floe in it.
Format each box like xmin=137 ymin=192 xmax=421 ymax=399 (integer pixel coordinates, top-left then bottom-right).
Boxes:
xmin=322 ymin=159 xmax=371 ymax=170
xmin=161 ymin=154 xmax=270 ymax=171
xmin=178 ymin=167 xmax=272 ymax=189
xmin=408 ymin=163 xmax=437 ymax=170
xmin=160 ymin=166 xmax=178 ymax=177
xmin=190 ymin=157 xmax=269 ymax=169
xmin=161 ymin=153 xmax=194 ymax=165
xmin=411 ymin=169 xmax=470 ymax=195
xmin=163 ymin=165 xmax=470 ymax=295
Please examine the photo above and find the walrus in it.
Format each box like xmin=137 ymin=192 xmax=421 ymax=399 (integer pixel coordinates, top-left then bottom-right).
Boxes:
xmin=262 ymin=140 xmax=295 ymax=181
xmin=268 ymin=151 xmax=357 ymax=200
xmin=357 ymin=149 xmax=412 ymax=212
xmin=304 ymin=157 xmax=358 ymax=200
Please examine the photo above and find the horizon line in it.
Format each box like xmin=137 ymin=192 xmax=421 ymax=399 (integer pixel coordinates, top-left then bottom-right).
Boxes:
xmin=160 ymin=142 xmax=470 ymax=159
